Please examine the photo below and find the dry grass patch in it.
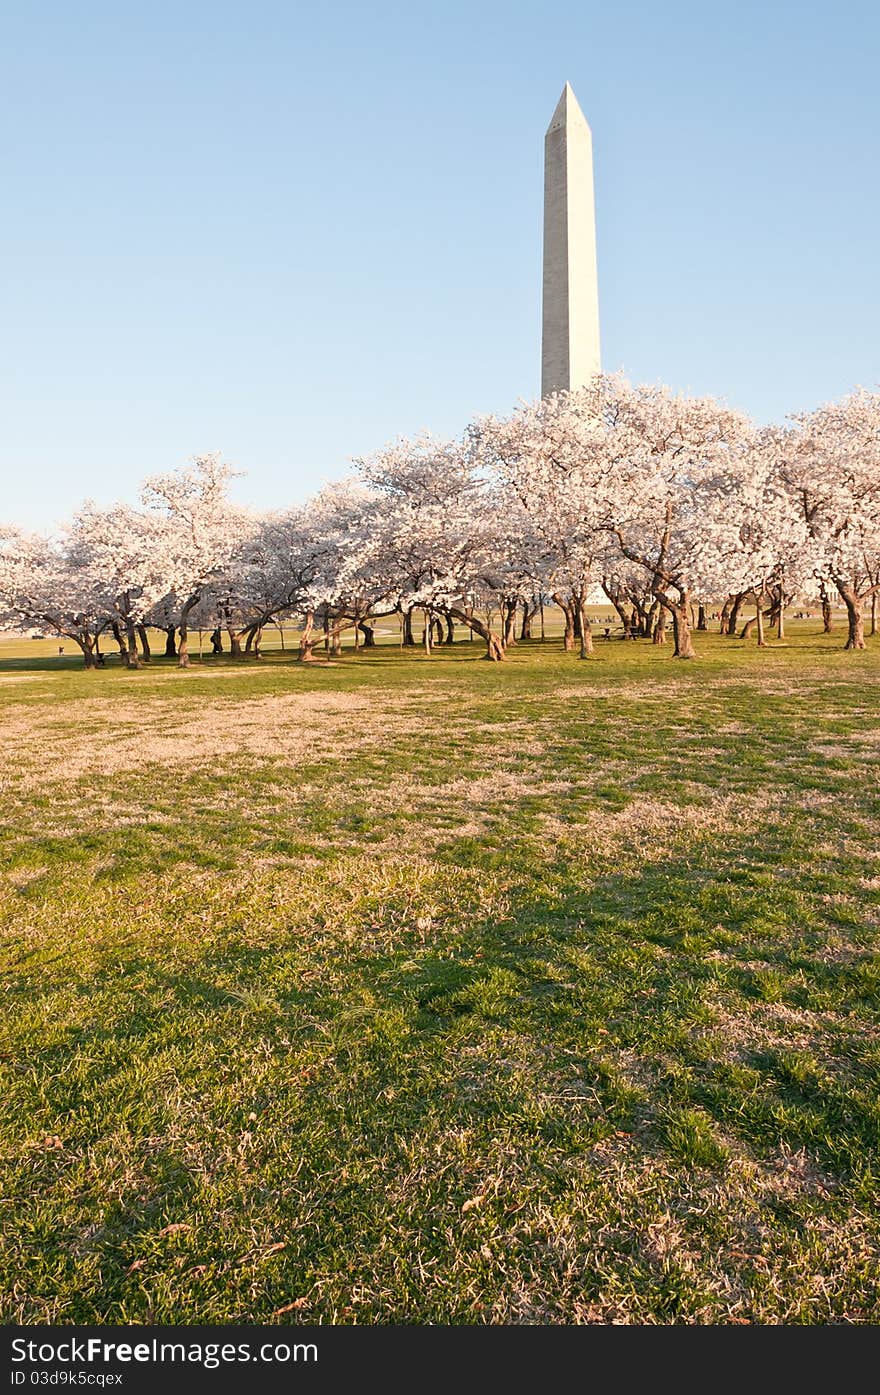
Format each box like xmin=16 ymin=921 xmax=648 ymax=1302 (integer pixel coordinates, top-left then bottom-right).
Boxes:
xmin=0 ymin=688 xmax=461 ymax=792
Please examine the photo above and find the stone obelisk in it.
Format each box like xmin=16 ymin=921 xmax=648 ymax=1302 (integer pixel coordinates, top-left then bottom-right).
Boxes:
xmin=541 ymin=83 xmax=601 ymax=396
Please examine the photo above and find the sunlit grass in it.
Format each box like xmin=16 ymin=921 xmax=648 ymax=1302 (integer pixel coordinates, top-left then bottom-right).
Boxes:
xmin=1 ymin=620 xmax=878 ymax=1323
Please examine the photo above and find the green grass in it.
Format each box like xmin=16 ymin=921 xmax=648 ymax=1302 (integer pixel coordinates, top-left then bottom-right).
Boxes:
xmin=1 ymin=621 xmax=878 ymax=1323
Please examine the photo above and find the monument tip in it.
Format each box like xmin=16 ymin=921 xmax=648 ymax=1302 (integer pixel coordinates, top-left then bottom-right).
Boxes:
xmin=546 ymin=81 xmax=589 ymax=135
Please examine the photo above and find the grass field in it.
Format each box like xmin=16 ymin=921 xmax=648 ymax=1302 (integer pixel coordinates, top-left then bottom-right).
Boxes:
xmin=1 ymin=621 xmax=878 ymax=1324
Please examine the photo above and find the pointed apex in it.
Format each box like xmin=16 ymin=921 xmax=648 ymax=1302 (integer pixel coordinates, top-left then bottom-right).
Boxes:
xmin=546 ymin=82 xmax=589 ymax=136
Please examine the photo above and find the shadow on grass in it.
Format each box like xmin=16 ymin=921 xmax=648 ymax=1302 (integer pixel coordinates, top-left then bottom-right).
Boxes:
xmin=2 ymin=799 xmax=879 ymax=1322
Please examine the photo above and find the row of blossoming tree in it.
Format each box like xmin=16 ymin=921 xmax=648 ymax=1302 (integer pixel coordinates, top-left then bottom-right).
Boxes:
xmin=1 ymin=376 xmax=878 ymax=666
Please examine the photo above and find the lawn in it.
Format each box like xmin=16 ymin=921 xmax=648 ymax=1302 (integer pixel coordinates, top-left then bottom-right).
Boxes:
xmin=1 ymin=623 xmax=878 ymax=1323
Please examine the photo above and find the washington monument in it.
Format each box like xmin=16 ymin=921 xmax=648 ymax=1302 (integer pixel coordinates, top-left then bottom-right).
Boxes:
xmin=541 ymin=83 xmax=601 ymax=396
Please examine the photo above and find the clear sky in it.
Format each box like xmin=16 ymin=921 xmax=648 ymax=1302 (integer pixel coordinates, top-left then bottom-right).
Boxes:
xmin=3 ymin=0 xmax=879 ymax=529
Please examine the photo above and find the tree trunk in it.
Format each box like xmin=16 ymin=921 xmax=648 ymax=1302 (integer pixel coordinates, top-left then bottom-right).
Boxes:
xmin=756 ymin=596 xmax=766 ymax=647
xmin=727 ymin=593 xmax=744 ymax=636
xmin=667 ymin=598 xmax=696 ymax=658
xmin=696 ymin=604 xmax=707 ymax=631
xmin=620 ymin=608 xmax=633 ymax=638
xmin=836 ymin=584 xmax=866 ymax=650
xmin=871 ymin=592 xmax=877 ymax=637
xmin=445 ymin=614 xmax=455 ymax=645
xmin=111 ymin=620 xmax=127 ymax=657
xmin=123 ymin=617 xmax=140 ymax=669
xmin=822 ymin=596 xmax=833 ymax=633
xmin=228 ymin=632 xmax=244 ymax=659
xmin=653 ymin=609 xmax=667 ymax=645
xmin=552 ymin=593 xmax=575 ymax=651
xmin=845 ymin=605 xmax=865 ymax=650
xmin=520 ymin=602 xmax=532 ymax=641
xmin=740 ymin=618 xmax=755 ymax=640
xmin=358 ymin=620 xmax=376 ymax=647
xmin=719 ymin=598 xmax=732 ymax=635
xmin=499 ymin=600 xmax=516 ymax=647
xmin=178 ymin=625 xmax=190 ymax=667
xmin=137 ymin=624 xmax=151 ymax=661
xmin=654 ymin=588 xmax=695 ymax=658
xmin=177 ymin=597 xmax=200 ymax=668
xmin=447 ymin=607 xmax=505 ymax=661
xmin=777 ymin=601 xmax=786 ymax=640
xmin=76 ymin=634 xmax=97 ymax=669
xmin=300 ymin=612 xmax=349 ymax=661
xmin=576 ymin=596 xmax=593 ymax=658
xmin=298 ymin=611 xmax=317 ymax=661
xmin=603 ymin=584 xmax=632 ymax=636
xmin=164 ymin=625 xmax=177 ymax=657
xmin=402 ymin=607 xmax=416 ymax=646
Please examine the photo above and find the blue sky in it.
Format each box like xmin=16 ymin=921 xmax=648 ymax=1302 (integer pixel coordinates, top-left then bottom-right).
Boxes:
xmin=2 ymin=0 xmax=878 ymax=528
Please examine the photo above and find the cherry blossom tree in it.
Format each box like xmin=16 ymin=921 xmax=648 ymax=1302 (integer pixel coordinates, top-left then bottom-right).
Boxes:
xmin=140 ymin=454 xmax=243 ymax=667
xmin=779 ymin=391 xmax=880 ymax=649
xmin=354 ymin=434 xmax=516 ymax=660
xmin=600 ymin=561 xmax=659 ymax=639
xmin=472 ymin=380 xmax=622 ymax=657
xmin=272 ymin=481 xmax=391 ymax=662
xmin=208 ymin=506 xmax=354 ymax=660
xmin=475 ymin=376 xmax=757 ymax=659
xmin=67 ymin=503 xmax=172 ymax=668
xmin=717 ymin=428 xmax=812 ymax=645
xmin=593 ymin=380 xmax=755 ymax=659
xmin=0 ymin=529 xmax=110 ymax=667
